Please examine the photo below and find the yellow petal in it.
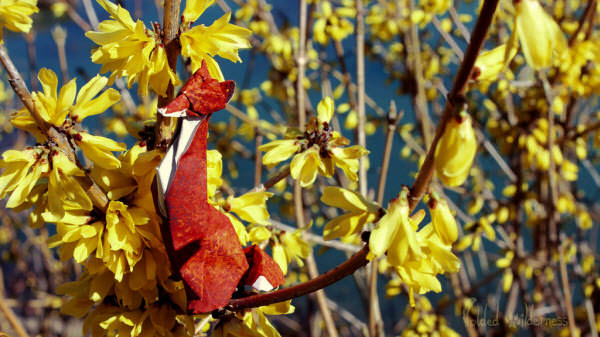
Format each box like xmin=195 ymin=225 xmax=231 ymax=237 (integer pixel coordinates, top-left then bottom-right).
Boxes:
xmin=317 ymin=97 xmax=334 ymax=123
xmin=228 ymin=191 xmax=273 ymax=224
xmin=182 ymin=0 xmax=215 ymax=23
xmin=434 ymin=114 xmax=477 ymax=187
xmin=429 ymin=198 xmax=459 ymax=245
xmin=321 ymin=186 xmax=379 ymax=213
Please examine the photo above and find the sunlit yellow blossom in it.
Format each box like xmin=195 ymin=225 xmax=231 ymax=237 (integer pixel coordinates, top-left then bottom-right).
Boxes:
xmin=273 ymin=230 xmax=311 ymax=275
xmin=47 ymin=150 xmax=93 ymax=219
xmin=515 ymin=0 xmax=566 ymax=70
xmin=0 ymin=147 xmax=48 ymax=208
xmin=74 ymin=132 xmax=126 ymax=169
xmin=262 ymin=97 xmax=368 ymax=187
xmin=313 ymin=0 xmax=355 ymax=45
xmin=321 ymin=186 xmax=380 ymax=240
xmin=290 ymin=145 xmax=323 ymax=187
xmin=368 ymin=191 xmax=422 ymax=266
xmin=394 ymin=223 xmax=460 ymax=306
xmin=317 ymin=96 xmax=335 ymax=123
xmin=180 ymin=6 xmax=252 ymax=81
xmin=227 ymin=191 xmax=273 ymax=224
xmin=103 ymin=201 xmax=151 ymax=281
xmin=429 ymin=197 xmax=458 ymax=245
xmin=329 ymin=142 xmax=369 ymax=182
xmin=259 ymin=139 xmax=301 ymax=168
xmin=435 ymin=114 xmax=477 ymax=187
xmin=0 ymin=0 xmax=38 ymax=42
xmin=183 ymin=0 xmax=214 ymax=23
xmin=11 ymin=68 xmax=120 ymax=141
xmin=85 ymin=0 xmax=179 ymax=96
xmin=473 ymin=44 xmax=517 ymax=82
xmin=49 ymin=221 xmax=103 ymax=263
xmin=213 ymin=302 xmax=293 ymax=337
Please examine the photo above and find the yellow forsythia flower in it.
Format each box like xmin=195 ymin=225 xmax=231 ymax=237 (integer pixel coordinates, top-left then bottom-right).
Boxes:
xmin=85 ymin=0 xmax=179 ymax=96
xmin=11 ymin=68 xmax=120 ymax=141
xmin=429 ymin=197 xmax=458 ymax=245
xmin=515 ymin=0 xmax=566 ymax=70
xmin=0 ymin=0 xmax=38 ymax=42
xmin=260 ymin=97 xmax=369 ymax=187
xmin=435 ymin=114 xmax=477 ymax=187
xmin=0 ymin=147 xmax=48 ymax=208
xmin=290 ymin=145 xmax=323 ymax=187
xmin=47 ymin=150 xmax=93 ymax=219
xmin=320 ymin=186 xmax=380 ymax=240
xmin=73 ymin=132 xmax=126 ymax=170
xmin=227 ymin=190 xmax=273 ymax=224
xmin=213 ymin=302 xmax=292 ymax=337
xmin=273 ymin=230 xmax=311 ymax=275
xmin=103 ymin=201 xmax=150 ymax=281
xmin=180 ymin=0 xmax=252 ymax=81
xmin=259 ymin=139 xmax=301 ymax=168
xmin=473 ymin=44 xmax=517 ymax=82
xmin=368 ymin=191 xmax=422 ymax=266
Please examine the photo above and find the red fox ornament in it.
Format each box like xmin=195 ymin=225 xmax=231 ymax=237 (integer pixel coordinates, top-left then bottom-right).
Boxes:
xmin=155 ymin=60 xmax=285 ymax=314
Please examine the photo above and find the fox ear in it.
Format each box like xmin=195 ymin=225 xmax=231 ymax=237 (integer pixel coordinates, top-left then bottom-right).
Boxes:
xmin=198 ymin=59 xmax=211 ymax=79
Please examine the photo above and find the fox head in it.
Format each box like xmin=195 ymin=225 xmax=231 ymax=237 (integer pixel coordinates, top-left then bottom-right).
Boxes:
xmin=158 ymin=59 xmax=235 ymax=118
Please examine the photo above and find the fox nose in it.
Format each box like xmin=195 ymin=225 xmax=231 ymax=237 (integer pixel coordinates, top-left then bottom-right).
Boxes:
xmin=222 ymin=80 xmax=235 ymax=102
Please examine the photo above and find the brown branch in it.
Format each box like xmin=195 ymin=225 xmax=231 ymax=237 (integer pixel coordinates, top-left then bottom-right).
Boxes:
xmin=226 ymin=0 xmax=500 ymax=312
xmin=409 ymin=0 xmax=499 ymax=209
xmin=154 ymin=0 xmax=182 ymax=150
xmin=227 ymin=247 xmax=369 ymax=311
xmin=0 ymin=44 xmax=109 ymax=212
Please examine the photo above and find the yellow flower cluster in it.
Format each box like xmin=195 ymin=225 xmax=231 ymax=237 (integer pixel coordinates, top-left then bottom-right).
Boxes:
xmin=213 ymin=301 xmax=294 ymax=337
xmin=394 ymin=296 xmax=460 ymax=337
xmin=0 ymin=0 xmax=38 ymax=42
xmin=85 ymin=0 xmax=179 ymax=97
xmin=313 ymin=0 xmax=355 ymax=45
xmin=259 ymin=97 xmax=369 ymax=187
xmin=180 ymin=0 xmax=252 ymax=81
xmin=320 ymin=186 xmax=380 ymax=241
xmin=368 ymin=190 xmax=460 ymax=306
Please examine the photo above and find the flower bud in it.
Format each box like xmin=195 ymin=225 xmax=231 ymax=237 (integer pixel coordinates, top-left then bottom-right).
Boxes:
xmin=515 ymin=0 xmax=566 ymax=70
xmin=435 ymin=114 xmax=477 ymax=187
xmin=429 ymin=197 xmax=458 ymax=245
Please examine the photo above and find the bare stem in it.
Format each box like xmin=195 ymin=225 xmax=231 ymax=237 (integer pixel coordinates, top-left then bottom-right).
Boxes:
xmin=356 ymin=0 xmax=367 ymax=195
xmin=154 ymin=0 xmax=182 ymax=150
xmin=559 ymin=244 xmax=577 ymax=336
xmin=0 ymin=293 xmax=30 ymax=337
xmin=370 ymin=101 xmax=398 ymax=337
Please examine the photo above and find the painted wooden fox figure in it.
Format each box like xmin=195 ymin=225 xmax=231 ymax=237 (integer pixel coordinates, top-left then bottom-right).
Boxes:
xmin=155 ymin=60 xmax=284 ymax=314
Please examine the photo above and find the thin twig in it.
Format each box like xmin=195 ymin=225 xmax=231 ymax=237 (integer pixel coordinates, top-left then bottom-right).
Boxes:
xmin=369 ymin=101 xmax=399 ymax=337
xmin=559 ymin=244 xmax=577 ymax=336
xmin=0 ymin=293 xmax=29 ymax=337
xmin=356 ymin=0 xmax=367 ymax=195
xmin=270 ymin=220 xmax=360 ymax=253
